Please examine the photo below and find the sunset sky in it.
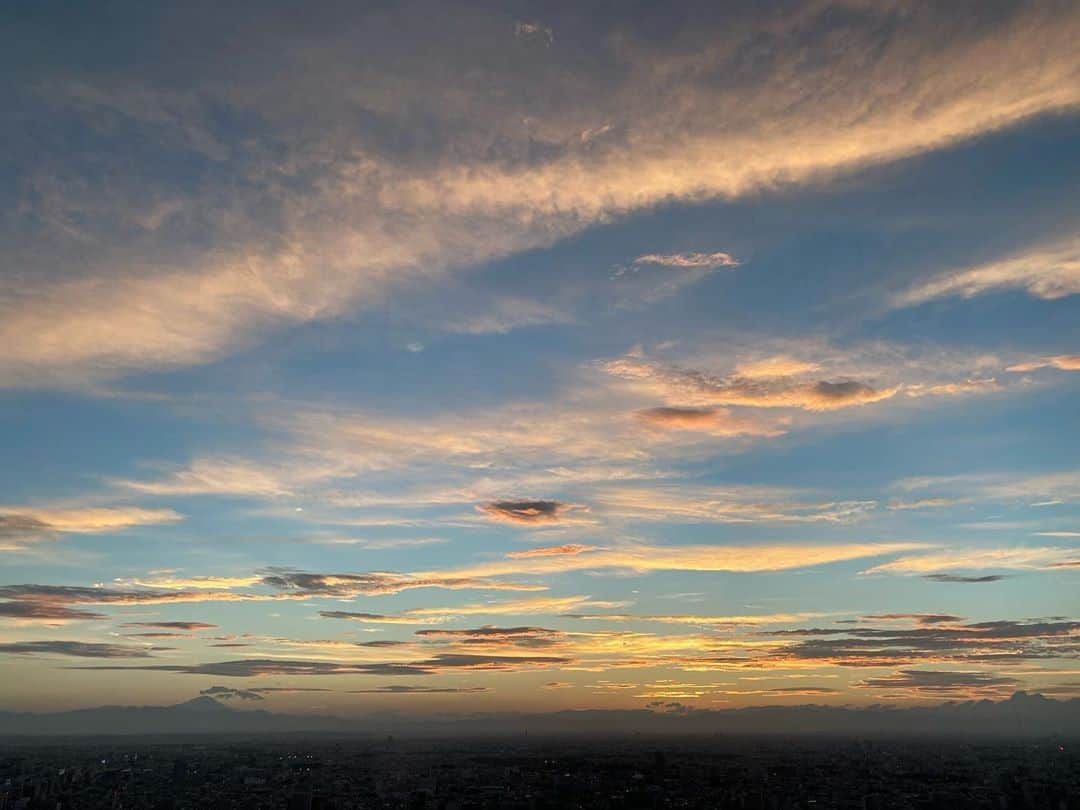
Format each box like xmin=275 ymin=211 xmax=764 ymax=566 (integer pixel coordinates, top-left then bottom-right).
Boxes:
xmin=1 ymin=1 xmax=1077 ymax=718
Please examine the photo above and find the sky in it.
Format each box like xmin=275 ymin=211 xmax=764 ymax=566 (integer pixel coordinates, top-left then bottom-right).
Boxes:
xmin=0 ymin=0 xmax=1077 ymax=719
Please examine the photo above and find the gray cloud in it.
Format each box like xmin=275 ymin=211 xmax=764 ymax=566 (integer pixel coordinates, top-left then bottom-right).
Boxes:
xmin=259 ymin=568 xmax=542 ymax=596
xmin=0 ymin=515 xmax=54 ymax=544
xmin=768 ymin=619 xmax=1080 ymax=668
xmin=862 ymin=614 xmax=963 ymax=625
xmin=0 ymin=601 xmax=106 ymax=621
xmin=347 ymin=685 xmax=490 ymax=694
xmin=923 ymin=574 xmax=1006 ymax=583
xmin=856 ymin=669 xmax=1021 ymax=694
xmin=415 ymin=626 xmax=566 ymax=648
xmin=477 ymin=500 xmax=576 ymax=525
xmin=0 ymin=640 xmax=153 ymax=658
xmin=72 ymin=652 xmax=573 ymax=677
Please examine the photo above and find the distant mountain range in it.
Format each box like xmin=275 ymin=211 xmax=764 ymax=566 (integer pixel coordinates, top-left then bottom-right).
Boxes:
xmin=1 ymin=692 xmax=1077 ymax=738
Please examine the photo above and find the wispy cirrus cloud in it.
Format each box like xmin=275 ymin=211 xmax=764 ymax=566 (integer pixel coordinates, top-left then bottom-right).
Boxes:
xmin=0 ymin=506 xmax=182 ymax=550
xmin=113 ymin=575 xmax=263 ymax=591
xmin=506 ymin=544 xmax=600 ymax=559
xmin=5 ymin=2 xmax=1078 ymax=387
xmin=895 ymin=237 xmax=1080 ymax=308
xmin=892 ymin=469 xmax=1080 ymax=505
xmin=1007 ymin=354 xmax=1080 ymax=372
xmin=563 ymin=612 xmax=830 ymax=627
xmin=121 ymin=621 xmax=218 ymax=631
xmin=421 ymin=541 xmax=926 ymax=581
xmin=587 ymin=485 xmax=877 ymax=525
xmin=863 ymin=547 xmax=1078 ymax=577
xmin=320 ymin=595 xmax=625 ymax=625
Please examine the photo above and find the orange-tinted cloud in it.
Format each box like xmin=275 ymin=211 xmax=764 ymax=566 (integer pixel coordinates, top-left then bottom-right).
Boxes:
xmin=636 ymin=407 xmax=787 ymax=437
xmin=1007 ymin=354 xmax=1080 ymax=372
xmin=477 ymin=500 xmax=581 ymax=525
xmin=507 ymin=544 xmax=600 ymax=559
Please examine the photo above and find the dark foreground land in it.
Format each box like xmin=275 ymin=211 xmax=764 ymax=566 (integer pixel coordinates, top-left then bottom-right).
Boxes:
xmin=1 ymin=737 xmax=1077 ymax=810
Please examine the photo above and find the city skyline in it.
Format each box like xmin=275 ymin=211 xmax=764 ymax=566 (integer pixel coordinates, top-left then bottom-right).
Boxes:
xmin=1 ymin=1 xmax=1078 ymax=720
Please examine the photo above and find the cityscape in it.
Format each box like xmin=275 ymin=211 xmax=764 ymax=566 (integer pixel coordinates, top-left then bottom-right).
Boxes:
xmin=3 ymin=735 xmax=1078 ymax=809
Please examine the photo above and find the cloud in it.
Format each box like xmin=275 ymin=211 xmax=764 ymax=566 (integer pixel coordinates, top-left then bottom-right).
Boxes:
xmin=121 ymin=621 xmax=218 ymax=631
xmin=635 ymin=407 xmax=787 ymax=437
xmin=414 ymin=626 xmax=566 ymax=648
xmin=1007 ymin=354 xmax=1080 ymax=372
xmin=895 ymin=237 xmax=1080 ymax=307
xmin=603 ymin=354 xmax=900 ymax=411
xmin=923 ymin=574 xmax=1007 ymax=584
xmin=114 ymin=575 xmax=262 ymax=590
xmin=506 ymin=544 xmax=600 ymax=559
xmin=632 ymin=252 xmax=739 ymax=270
xmin=477 ymin=500 xmax=580 ymax=525
xmin=863 ymin=547 xmax=1077 ymax=576
xmin=886 ymin=498 xmax=960 ymax=511
xmin=564 ymin=612 xmax=829 ymax=627
xmin=320 ymin=595 xmax=625 ymax=624
xmin=862 ymin=614 xmax=963 ymax=625
xmin=0 ymin=507 xmax=183 ymax=550
xmin=587 ymin=485 xmax=877 ymax=525
xmin=423 ymin=541 xmax=927 ymax=580
xmin=439 ymin=296 xmax=572 ymax=336
xmin=74 ymin=652 xmax=572 ymax=677
xmin=735 ymin=356 xmax=821 ymax=378
xmin=113 ymin=357 xmax=1013 ymax=507
xmin=347 ymin=685 xmax=490 ymax=694
xmin=0 ymin=583 xmax=304 ymax=609
xmin=768 ymin=618 xmax=1079 ymax=669
xmin=855 ymin=669 xmax=1020 ymax=697
xmin=319 ymin=611 xmax=423 ymax=625
xmin=902 ymin=378 xmax=1000 ymax=398
xmin=116 ymin=458 xmax=300 ymax=497
xmin=0 ymin=602 xmax=107 ymax=621
xmin=709 ymin=687 xmax=840 ymax=697
xmin=0 ymin=640 xmax=154 ymax=658
xmin=310 ymin=537 xmax=449 ymax=550
xmin=5 ymin=2 xmax=1078 ymax=386
xmin=892 ymin=469 xmax=1080 ymax=504
xmin=259 ymin=568 xmax=546 ymax=597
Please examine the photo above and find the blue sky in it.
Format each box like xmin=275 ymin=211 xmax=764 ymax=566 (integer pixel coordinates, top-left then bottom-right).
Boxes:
xmin=0 ymin=0 xmax=1077 ymax=716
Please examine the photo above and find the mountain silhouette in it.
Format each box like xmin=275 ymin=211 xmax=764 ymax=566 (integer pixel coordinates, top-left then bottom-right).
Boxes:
xmin=0 ymin=692 xmax=1076 ymax=738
